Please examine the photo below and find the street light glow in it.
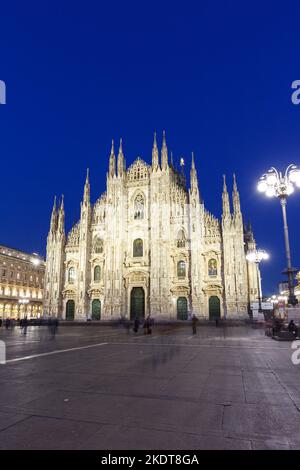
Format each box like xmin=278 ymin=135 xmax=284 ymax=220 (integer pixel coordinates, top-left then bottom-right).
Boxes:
xmin=265 ymin=187 xmax=276 ymax=198
xmin=288 ymin=166 xmax=300 ymax=184
xmin=246 ymin=249 xmax=269 ymax=263
xmin=257 ymin=179 xmax=267 ymax=192
xmin=257 ymin=164 xmax=300 ymax=198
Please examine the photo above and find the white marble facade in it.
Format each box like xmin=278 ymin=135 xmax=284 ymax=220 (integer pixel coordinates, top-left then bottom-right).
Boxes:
xmin=43 ymin=133 xmax=260 ymax=321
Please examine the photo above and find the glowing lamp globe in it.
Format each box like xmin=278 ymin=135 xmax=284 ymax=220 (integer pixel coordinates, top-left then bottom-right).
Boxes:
xmin=288 ymin=167 xmax=300 ymax=183
xmin=266 ymin=187 xmax=276 ymax=197
xmin=257 ymin=179 xmax=267 ymax=192
xmin=286 ymin=183 xmax=294 ymax=196
xmin=266 ymin=172 xmax=277 ymax=185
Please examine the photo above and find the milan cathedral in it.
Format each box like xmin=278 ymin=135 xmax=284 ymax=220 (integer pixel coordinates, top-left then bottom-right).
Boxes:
xmin=43 ymin=133 xmax=260 ymax=321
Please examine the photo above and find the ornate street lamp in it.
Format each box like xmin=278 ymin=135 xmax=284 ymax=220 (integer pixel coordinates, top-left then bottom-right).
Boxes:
xmin=246 ymin=249 xmax=269 ymax=313
xmin=257 ymin=164 xmax=300 ymax=306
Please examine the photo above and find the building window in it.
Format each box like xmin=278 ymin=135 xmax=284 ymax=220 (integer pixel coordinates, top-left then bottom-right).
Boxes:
xmin=134 ymin=194 xmax=144 ymax=220
xmin=94 ymin=265 xmax=101 ymax=282
xmin=177 ymin=260 xmax=186 ymax=278
xmin=133 ymin=238 xmax=143 ymax=257
xmin=208 ymin=259 xmax=217 ymax=277
xmin=177 ymin=229 xmax=186 ymax=248
xmin=94 ymin=237 xmax=103 ymax=254
xmin=68 ymin=267 xmax=76 ymax=284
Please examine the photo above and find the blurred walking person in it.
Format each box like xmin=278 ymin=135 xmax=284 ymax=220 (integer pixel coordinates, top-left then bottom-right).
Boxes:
xmin=23 ymin=316 xmax=28 ymax=335
xmin=133 ymin=317 xmax=139 ymax=333
xmin=51 ymin=318 xmax=59 ymax=338
xmin=146 ymin=315 xmax=153 ymax=334
xmin=191 ymin=314 xmax=198 ymax=334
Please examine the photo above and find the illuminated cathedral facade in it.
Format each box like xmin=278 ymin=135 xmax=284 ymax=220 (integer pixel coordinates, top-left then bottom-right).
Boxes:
xmin=43 ymin=133 xmax=260 ymax=321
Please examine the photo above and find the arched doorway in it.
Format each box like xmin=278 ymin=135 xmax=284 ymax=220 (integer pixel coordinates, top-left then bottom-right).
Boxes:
xmin=92 ymin=299 xmax=101 ymax=320
xmin=130 ymin=287 xmax=145 ymax=320
xmin=209 ymin=296 xmax=221 ymax=320
xmin=66 ymin=300 xmax=75 ymax=320
xmin=177 ymin=297 xmax=188 ymax=320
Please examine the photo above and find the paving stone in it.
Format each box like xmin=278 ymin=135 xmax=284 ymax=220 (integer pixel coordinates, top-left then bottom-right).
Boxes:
xmin=0 ymin=415 xmax=103 ymax=450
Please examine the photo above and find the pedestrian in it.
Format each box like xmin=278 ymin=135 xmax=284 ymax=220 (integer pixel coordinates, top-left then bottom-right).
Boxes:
xmin=288 ymin=319 xmax=298 ymax=337
xmin=133 ymin=317 xmax=139 ymax=333
xmin=143 ymin=317 xmax=148 ymax=335
xmin=51 ymin=318 xmax=59 ymax=338
xmin=191 ymin=314 xmax=198 ymax=334
xmin=23 ymin=316 xmax=28 ymax=335
xmin=5 ymin=318 xmax=10 ymax=330
xmin=272 ymin=316 xmax=282 ymax=337
xmin=215 ymin=318 xmax=219 ymax=327
xmin=0 ymin=318 xmax=2 ymax=328
xmin=146 ymin=315 xmax=152 ymax=334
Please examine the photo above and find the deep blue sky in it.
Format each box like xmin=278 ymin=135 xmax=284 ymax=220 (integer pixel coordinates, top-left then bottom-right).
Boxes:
xmin=1 ymin=1 xmax=300 ymax=295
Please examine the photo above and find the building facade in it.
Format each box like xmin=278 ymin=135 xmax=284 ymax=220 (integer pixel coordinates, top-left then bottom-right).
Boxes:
xmin=0 ymin=245 xmax=45 ymax=319
xmin=44 ymin=134 xmax=260 ymax=321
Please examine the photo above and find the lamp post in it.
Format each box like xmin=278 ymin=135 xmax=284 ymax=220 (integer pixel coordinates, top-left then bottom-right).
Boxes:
xmin=257 ymin=164 xmax=300 ymax=306
xmin=246 ymin=249 xmax=269 ymax=313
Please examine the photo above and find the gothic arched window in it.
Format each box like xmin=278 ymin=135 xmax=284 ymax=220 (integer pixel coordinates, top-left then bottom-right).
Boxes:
xmin=94 ymin=237 xmax=103 ymax=254
xmin=68 ymin=267 xmax=75 ymax=284
xmin=133 ymin=238 xmax=143 ymax=257
xmin=134 ymin=194 xmax=144 ymax=220
xmin=94 ymin=265 xmax=101 ymax=282
xmin=208 ymin=259 xmax=217 ymax=277
xmin=177 ymin=260 xmax=186 ymax=278
xmin=177 ymin=229 xmax=186 ymax=248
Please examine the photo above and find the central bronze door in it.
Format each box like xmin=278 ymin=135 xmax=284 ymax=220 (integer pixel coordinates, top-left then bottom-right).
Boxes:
xmin=66 ymin=300 xmax=75 ymax=320
xmin=209 ymin=296 xmax=221 ymax=320
xmin=130 ymin=287 xmax=145 ymax=320
xmin=91 ymin=299 xmax=101 ymax=320
xmin=177 ymin=297 xmax=188 ymax=320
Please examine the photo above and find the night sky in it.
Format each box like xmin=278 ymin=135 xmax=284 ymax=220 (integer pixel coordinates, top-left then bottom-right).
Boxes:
xmin=1 ymin=1 xmax=300 ymax=295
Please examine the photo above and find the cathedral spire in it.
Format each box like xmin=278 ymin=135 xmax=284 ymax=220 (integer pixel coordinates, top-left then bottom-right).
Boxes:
xmin=109 ymin=139 xmax=116 ymax=177
xmin=191 ymin=151 xmax=195 ymax=170
xmin=170 ymin=151 xmax=174 ymax=168
xmin=190 ymin=152 xmax=200 ymax=197
xmin=152 ymin=132 xmax=159 ymax=170
xmin=232 ymin=173 xmax=241 ymax=215
xmin=161 ymin=130 xmax=168 ymax=170
xmin=50 ymin=195 xmax=57 ymax=232
xmin=247 ymin=220 xmax=253 ymax=233
xmin=222 ymin=174 xmax=231 ymax=218
xmin=117 ymin=138 xmax=125 ymax=177
xmin=83 ymin=168 xmax=90 ymax=204
xmin=57 ymin=195 xmax=65 ymax=234
xmin=244 ymin=219 xmax=255 ymax=243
